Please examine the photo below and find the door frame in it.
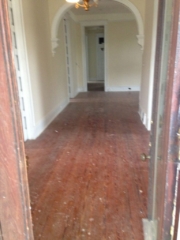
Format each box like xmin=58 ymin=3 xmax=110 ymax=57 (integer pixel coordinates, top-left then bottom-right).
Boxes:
xmin=81 ymin=20 xmax=108 ymax=92
xmin=8 ymin=0 xmax=35 ymax=140
xmin=144 ymin=0 xmax=180 ymax=239
xmin=0 ymin=0 xmax=34 ymax=239
xmin=63 ymin=16 xmax=74 ymax=99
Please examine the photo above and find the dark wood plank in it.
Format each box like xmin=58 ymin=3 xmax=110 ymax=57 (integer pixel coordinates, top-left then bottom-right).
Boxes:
xmin=26 ymin=92 xmax=149 ymax=240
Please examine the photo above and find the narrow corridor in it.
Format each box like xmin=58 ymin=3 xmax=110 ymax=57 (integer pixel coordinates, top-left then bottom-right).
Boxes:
xmin=25 ymin=92 xmax=149 ymax=240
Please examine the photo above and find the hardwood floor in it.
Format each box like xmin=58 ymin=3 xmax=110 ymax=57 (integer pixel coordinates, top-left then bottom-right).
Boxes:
xmin=25 ymin=92 xmax=149 ymax=240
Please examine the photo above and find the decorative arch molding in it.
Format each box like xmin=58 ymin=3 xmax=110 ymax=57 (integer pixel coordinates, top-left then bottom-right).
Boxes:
xmin=51 ymin=3 xmax=73 ymax=55
xmin=51 ymin=0 xmax=144 ymax=54
xmin=115 ymin=0 xmax=144 ymax=48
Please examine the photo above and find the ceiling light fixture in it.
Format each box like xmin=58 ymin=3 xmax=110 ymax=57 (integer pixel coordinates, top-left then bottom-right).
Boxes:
xmin=66 ymin=0 xmax=98 ymax=11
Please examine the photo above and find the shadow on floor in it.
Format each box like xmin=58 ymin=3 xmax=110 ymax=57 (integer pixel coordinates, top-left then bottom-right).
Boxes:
xmin=87 ymin=83 xmax=104 ymax=91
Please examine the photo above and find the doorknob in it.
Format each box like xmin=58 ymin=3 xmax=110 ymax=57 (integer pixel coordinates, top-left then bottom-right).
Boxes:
xmin=141 ymin=153 xmax=151 ymax=161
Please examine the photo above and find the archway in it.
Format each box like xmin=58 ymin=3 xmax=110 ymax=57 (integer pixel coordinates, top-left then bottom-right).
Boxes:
xmin=51 ymin=0 xmax=144 ymax=55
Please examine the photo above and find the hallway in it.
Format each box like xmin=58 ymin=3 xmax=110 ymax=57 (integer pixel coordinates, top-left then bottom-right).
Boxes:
xmin=25 ymin=92 xmax=149 ymax=240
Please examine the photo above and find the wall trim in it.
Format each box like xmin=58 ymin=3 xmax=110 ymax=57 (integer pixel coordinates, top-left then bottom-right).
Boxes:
xmin=51 ymin=0 xmax=144 ymax=54
xmin=11 ymin=0 xmax=35 ymax=141
xmin=139 ymin=107 xmax=151 ymax=130
xmin=29 ymin=98 xmax=69 ymax=139
xmin=78 ymin=87 xmax=84 ymax=92
xmin=88 ymin=80 xmax=104 ymax=83
xmin=69 ymin=12 xmax=135 ymax=23
xmin=107 ymin=86 xmax=140 ymax=92
xmin=147 ymin=0 xmax=159 ymax=130
xmin=51 ymin=3 xmax=73 ymax=55
xmin=81 ymin=20 xmax=107 ymax=92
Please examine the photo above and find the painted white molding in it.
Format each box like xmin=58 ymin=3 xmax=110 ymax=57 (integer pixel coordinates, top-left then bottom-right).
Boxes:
xmin=88 ymin=80 xmax=104 ymax=83
xmin=138 ymin=107 xmax=151 ymax=131
xmin=138 ymin=107 xmax=143 ymax=121
xmin=115 ymin=0 xmax=144 ymax=41
xmin=69 ymin=10 xmax=78 ymax=22
xmin=11 ymin=0 xmax=35 ymax=141
xmin=52 ymin=38 xmax=59 ymax=56
xmin=81 ymin=20 xmax=108 ymax=92
xmin=51 ymin=0 xmax=144 ymax=54
xmin=107 ymin=86 xmax=140 ymax=92
xmin=78 ymin=87 xmax=84 ymax=92
xmin=147 ymin=0 xmax=159 ymax=131
xmin=29 ymin=98 xmax=69 ymax=139
xmin=137 ymin=34 xmax=144 ymax=50
xmin=89 ymin=78 xmax=98 ymax=82
xmin=69 ymin=12 xmax=135 ymax=23
xmin=80 ymin=20 xmax=108 ymax=27
xmin=51 ymin=3 xmax=73 ymax=54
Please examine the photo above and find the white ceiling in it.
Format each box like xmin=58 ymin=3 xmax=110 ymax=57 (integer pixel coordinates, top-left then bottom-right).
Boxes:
xmin=70 ymin=0 xmax=131 ymax=15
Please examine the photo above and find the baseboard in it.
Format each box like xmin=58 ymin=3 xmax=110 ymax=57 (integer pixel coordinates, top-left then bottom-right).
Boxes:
xmin=139 ymin=107 xmax=146 ymax=125
xmin=106 ymin=86 xmax=140 ymax=92
xmin=78 ymin=87 xmax=84 ymax=92
xmin=139 ymin=107 xmax=151 ymax=131
xmin=88 ymin=80 xmax=104 ymax=83
xmin=89 ymin=78 xmax=98 ymax=82
xmin=142 ymin=219 xmax=157 ymax=240
xmin=29 ymin=98 xmax=69 ymax=139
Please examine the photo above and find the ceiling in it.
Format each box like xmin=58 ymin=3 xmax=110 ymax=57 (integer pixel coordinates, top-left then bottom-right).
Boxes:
xmin=70 ymin=0 xmax=131 ymax=16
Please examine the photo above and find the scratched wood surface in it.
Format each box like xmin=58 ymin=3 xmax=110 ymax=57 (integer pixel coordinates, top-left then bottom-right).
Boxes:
xmin=26 ymin=92 xmax=149 ymax=240
xmin=0 ymin=0 xmax=34 ymax=239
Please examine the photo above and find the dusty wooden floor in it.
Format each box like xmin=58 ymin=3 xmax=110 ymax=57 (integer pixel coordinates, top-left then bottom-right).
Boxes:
xmin=26 ymin=92 xmax=149 ymax=240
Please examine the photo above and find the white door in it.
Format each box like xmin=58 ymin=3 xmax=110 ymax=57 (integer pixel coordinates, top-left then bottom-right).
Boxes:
xmin=8 ymin=0 xmax=28 ymax=140
xmin=96 ymin=33 xmax=104 ymax=81
xmin=63 ymin=18 xmax=76 ymax=98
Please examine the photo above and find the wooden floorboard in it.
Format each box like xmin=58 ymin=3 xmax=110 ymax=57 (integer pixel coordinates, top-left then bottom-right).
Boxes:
xmin=25 ymin=92 xmax=149 ymax=240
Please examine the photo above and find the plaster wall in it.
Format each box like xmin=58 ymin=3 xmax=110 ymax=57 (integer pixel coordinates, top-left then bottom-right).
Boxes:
xmin=20 ymin=0 xmax=146 ymax=138
xmin=51 ymin=21 xmax=68 ymax=106
xmin=140 ymin=0 xmax=158 ymax=129
xmin=107 ymin=20 xmax=142 ymax=90
xmin=22 ymin=0 xmax=68 ymax=138
xmin=47 ymin=0 xmax=146 ymax=27
xmin=22 ymin=0 xmax=52 ymax=124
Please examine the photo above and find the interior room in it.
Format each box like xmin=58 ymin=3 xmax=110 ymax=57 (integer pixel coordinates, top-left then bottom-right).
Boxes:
xmin=1 ymin=0 xmax=180 ymax=239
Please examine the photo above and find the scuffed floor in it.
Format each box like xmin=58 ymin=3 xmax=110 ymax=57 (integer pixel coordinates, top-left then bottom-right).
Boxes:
xmin=26 ymin=92 xmax=149 ymax=240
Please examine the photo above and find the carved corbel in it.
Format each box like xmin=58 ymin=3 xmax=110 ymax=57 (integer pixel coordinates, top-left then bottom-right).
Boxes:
xmin=51 ymin=38 xmax=59 ymax=56
xmin=137 ymin=34 xmax=144 ymax=50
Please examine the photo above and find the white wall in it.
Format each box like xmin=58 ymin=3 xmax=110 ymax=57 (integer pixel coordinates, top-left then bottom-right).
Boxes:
xmin=78 ymin=14 xmax=142 ymax=92
xmin=68 ymin=16 xmax=82 ymax=97
xmin=139 ymin=0 xmax=158 ymax=130
xmin=48 ymin=0 xmax=145 ymax=27
xmin=51 ymin=20 xmax=69 ymax=110
xmin=22 ymin=0 xmax=69 ymax=139
xmin=20 ymin=0 xmax=145 ymax=139
xmin=107 ymin=20 xmax=142 ymax=91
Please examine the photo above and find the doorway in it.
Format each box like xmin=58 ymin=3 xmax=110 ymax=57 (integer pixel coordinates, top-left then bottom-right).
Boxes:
xmin=2 ymin=0 xmax=180 ymax=239
xmin=85 ymin=26 xmax=105 ymax=92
